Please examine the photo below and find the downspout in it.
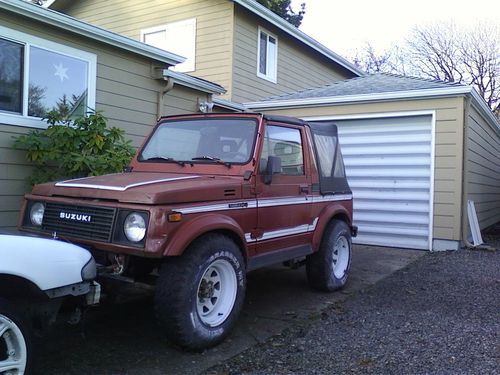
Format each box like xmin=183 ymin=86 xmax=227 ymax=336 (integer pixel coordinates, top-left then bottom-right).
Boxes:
xmin=461 ymin=94 xmax=475 ymax=249
xmin=157 ymin=76 xmax=174 ymax=120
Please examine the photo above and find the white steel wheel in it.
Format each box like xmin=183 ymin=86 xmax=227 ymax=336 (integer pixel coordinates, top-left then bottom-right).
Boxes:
xmin=0 ymin=313 xmax=28 ymax=375
xmin=332 ymin=235 xmax=350 ymax=279
xmin=196 ymin=259 xmax=237 ymax=327
xmin=306 ymin=220 xmax=352 ymax=292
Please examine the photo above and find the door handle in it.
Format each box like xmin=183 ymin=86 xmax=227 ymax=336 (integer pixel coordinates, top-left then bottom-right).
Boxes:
xmin=300 ymin=185 xmax=310 ymax=194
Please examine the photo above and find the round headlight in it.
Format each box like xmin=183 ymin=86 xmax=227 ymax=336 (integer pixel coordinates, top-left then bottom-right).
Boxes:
xmin=30 ymin=202 xmax=45 ymax=226
xmin=124 ymin=213 xmax=146 ymax=243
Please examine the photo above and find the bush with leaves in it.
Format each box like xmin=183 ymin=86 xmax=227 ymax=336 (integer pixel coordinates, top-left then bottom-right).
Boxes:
xmin=14 ymin=110 xmax=135 ymax=186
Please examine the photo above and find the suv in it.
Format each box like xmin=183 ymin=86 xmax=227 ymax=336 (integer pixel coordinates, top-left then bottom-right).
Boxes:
xmin=18 ymin=113 xmax=356 ymax=349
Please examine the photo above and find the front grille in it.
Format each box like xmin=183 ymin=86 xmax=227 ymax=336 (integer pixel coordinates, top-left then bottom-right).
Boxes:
xmin=42 ymin=202 xmax=116 ymax=242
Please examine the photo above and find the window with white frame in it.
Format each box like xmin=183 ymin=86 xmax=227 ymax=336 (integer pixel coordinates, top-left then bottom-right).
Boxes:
xmin=142 ymin=18 xmax=196 ymax=73
xmin=257 ymin=28 xmax=277 ymax=83
xmin=0 ymin=26 xmax=96 ymax=129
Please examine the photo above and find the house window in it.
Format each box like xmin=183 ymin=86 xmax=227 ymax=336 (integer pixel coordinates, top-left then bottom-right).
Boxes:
xmin=0 ymin=26 xmax=96 ymax=129
xmin=142 ymin=18 xmax=196 ymax=73
xmin=257 ymin=28 xmax=277 ymax=83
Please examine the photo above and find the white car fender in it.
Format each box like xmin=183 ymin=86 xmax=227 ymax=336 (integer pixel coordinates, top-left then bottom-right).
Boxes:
xmin=0 ymin=234 xmax=93 ymax=291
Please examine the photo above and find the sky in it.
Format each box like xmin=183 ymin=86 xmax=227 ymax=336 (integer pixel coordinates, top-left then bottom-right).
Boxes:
xmin=290 ymin=0 xmax=500 ymax=58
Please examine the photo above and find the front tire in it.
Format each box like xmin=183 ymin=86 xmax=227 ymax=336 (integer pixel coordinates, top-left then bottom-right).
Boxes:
xmin=0 ymin=298 xmax=32 ymax=375
xmin=155 ymin=234 xmax=246 ymax=350
xmin=306 ymin=220 xmax=352 ymax=291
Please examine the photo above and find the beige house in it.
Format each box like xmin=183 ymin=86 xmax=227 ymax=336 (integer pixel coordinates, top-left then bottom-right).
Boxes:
xmin=48 ymin=0 xmax=362 ymax=107
xmin=0 ymin=0 xmax=224 ymax=229
xmin=247 ymin=74 xmax=500 ymax=251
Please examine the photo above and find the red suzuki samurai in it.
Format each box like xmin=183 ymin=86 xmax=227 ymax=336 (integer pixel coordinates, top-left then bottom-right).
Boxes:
xmin=19 ymin=113 xmax=356 ymax=349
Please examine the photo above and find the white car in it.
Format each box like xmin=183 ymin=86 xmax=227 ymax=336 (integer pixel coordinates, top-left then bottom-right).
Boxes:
xmin=0 ymin=233 xmax=99 ymax=375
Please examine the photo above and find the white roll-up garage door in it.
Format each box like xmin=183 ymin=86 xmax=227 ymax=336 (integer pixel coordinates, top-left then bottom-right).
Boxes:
xmin=333 ymin=114 xmax=434 ymax=250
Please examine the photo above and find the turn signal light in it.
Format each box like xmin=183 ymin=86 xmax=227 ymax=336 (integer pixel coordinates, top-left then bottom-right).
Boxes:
xmin=168 ymin=212 xmax=182 ymax=222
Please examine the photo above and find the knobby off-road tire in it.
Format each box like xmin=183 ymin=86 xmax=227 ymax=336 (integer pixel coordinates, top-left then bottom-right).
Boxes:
xmin=154 ymin=234 xmax=246 ymax=350
xmin=306 ymin=220 xmax=352 ymax=292
xmin=0 ymin=298 xmax=32 ymax=375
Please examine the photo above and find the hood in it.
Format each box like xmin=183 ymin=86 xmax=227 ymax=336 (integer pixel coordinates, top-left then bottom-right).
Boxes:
xmin=31 ymin=172 xmax=243 ymax=204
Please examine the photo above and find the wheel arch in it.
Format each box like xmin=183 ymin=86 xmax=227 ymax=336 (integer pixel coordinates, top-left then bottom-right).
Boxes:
xmin=312 ymin=204 xmax=352 ymax=252
xmin=0 ymin=274 xmax=46 ymax=302
xmin=162 ymin=213 xmax=248 ymax=261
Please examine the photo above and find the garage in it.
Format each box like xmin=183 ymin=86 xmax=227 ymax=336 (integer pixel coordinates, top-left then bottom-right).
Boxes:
xmin=313 ymin=114 xmax=434 ymax=250
xmin=246 ymin=74 xmax=500 ymax=251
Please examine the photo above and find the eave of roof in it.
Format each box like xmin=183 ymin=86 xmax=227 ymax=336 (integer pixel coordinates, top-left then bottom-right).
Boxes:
xmin=212 ymin=98 xmax=248 ymax=111
xmin=232 ymin=0 xmax=364 ymax=77
xmin=246 ymin=86 xmax=500 ymax=132
xmin=162 ymin=70 xmax=225 ymax=95
xmin=1 ymin=0 xmax=185 ymax=66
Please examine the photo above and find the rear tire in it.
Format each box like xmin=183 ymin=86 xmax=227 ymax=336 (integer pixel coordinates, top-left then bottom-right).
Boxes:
xmin=154 ymin=234 xmax=246 ymax=350
xmin=306 ymin=220 xmax=352 ymax=291
xmin=0 ymin=298 xmax=32 ymax=375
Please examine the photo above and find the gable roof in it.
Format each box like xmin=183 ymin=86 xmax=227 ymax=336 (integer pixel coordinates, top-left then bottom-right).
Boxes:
xmin=46 ymin=0 xmax=364 ymax=77
xmin=1 ymin=0 xmax=184 ymax=66
xmin=2 ymin=0 xmax=225 ymax=94
xmin=233 ymin=0 xmax=363 ymax=77
xmin=263 ymin=73 xmax=468 ymax=101
xmin=246 ymin=73 xmax=499 ymax=130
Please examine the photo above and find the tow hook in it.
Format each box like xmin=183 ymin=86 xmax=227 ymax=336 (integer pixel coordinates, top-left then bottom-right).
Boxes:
xmin=112 ymin=254 xmax=127 ymax=275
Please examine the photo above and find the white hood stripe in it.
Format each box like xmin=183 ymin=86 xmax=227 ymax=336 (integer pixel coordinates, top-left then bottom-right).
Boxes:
xmin=55 ymin=176 xmax=200 ymax=191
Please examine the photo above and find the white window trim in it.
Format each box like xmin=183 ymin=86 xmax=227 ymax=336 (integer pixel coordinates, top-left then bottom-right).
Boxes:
xmin=141 ymin=18 xmax=196 ymax=73
xmin=256 ymin=27 xmax=278 ymax=83
xmin=0 ymin=25 xmax=97 ymax=129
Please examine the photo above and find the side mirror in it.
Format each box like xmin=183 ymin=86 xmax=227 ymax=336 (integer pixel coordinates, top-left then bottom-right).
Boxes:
xmin=264 ymin=156 xmax=281 ymax=185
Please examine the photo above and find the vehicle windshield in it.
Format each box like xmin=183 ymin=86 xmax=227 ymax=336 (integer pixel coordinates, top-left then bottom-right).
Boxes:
xmin=139 ymin=118 xmax=258 ymax=164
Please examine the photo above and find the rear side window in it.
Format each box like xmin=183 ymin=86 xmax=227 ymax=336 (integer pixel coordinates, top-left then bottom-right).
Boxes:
xmin=313 ymin=134 xmax=336 ymax=177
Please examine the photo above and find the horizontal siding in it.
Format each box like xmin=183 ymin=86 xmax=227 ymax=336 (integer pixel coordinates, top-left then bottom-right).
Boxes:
xmin=466 ymin=105 xmax=500 ymax=229
xmin=57 ymin=0 xmax=234 ymax=98
xmin=0 ymin=12 xmax=210 ymax=228
xmin=232 ymin=7 xmax=354 ymax=103
xmin=260 ymin=97 xmax=465 ymax=241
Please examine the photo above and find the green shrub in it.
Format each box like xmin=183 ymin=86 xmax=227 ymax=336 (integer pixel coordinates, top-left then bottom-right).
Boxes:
xmin=14 ymin=110 xmax=135 ymax=186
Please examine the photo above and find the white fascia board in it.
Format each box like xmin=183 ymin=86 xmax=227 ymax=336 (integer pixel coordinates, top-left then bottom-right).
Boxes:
xmin=245 ymin=86 xmax=474 ymax=110
xmin=213 ymin=98 xmax=248 ymax=112
xmin=1 ymin=0 xmax=185 ymax=66
xmin=233 ymin=0 xmax=364 ymax=77
xmin=162 ymin=69 xmax=226 ymax=95
xmin=470 ymin=89 xmax=500 ymax=133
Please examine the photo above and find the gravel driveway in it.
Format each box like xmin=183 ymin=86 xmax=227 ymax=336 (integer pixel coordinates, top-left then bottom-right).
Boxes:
xmin=206 ymin=249 xmax=500 ymax=374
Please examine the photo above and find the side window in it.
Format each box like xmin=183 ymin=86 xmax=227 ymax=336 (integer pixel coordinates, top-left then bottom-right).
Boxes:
xmin=257 ymin=28 xmax=277 ymax=83
xmin=142 ymin=18 xmax=196 ymax=73
xmin=261 ymin=125 xmax=304 ymax=175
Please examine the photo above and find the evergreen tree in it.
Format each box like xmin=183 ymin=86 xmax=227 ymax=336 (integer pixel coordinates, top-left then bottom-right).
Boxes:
xmin=257 ymin=0 xmax=305 ymax=27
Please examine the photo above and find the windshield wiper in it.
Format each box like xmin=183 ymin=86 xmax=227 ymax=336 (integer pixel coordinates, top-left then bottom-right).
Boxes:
xmin=143 ymin=156 xmax=185 ymax=166
xmin=191 ymin=156 xmax=231 ymax=168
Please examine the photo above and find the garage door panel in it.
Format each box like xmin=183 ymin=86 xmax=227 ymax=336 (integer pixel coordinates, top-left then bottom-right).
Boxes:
xmin=332 ymin=115 xmax=433 ymax=250
xmin=355 ymin=212 xmax=429 ymax=225
xmin=355 ymin=233 xmax=429 ymax=249
xmin=343 ymin=144 xmax=431 ymax=155
xmin=353 ymin=190 xmax=430 ymax=201
xmin=346 ymin=168 xmax=430 ymax=178
xmin=355 ymin=200 xmax=430 ymax=213
xmin=340 ymin=133 xmax=431 ymax=146
xmin=345 ymin=156 xmax=431 ymax=167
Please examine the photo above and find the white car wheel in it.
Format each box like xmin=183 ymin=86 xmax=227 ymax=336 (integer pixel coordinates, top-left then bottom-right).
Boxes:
xmin=0 ymin=307 xmax=29 ymax=375
xmin=196 ymin=259 xmax=238 ymax=327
